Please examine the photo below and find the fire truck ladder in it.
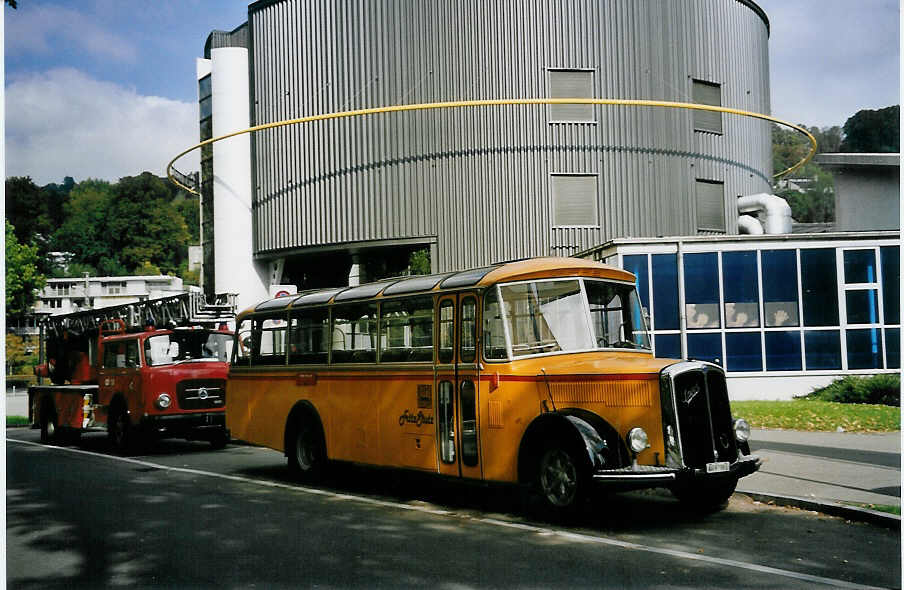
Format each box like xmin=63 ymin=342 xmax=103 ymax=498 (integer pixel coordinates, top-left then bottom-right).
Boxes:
xmin=41 ymin=292 xmax=237 ymax=339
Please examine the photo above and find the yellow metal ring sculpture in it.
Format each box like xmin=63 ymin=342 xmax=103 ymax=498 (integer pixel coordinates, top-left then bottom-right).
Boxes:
xmin=167 ymin=98 xmax=817 ymax=195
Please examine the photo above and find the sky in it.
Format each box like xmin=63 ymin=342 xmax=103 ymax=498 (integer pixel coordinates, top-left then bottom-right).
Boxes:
xmin=3 ymin=0 xmax=900 ymax=186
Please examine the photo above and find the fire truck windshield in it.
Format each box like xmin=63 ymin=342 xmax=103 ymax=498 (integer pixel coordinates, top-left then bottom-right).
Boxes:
xmin=145 ymin=331 xmax=234 ymax=366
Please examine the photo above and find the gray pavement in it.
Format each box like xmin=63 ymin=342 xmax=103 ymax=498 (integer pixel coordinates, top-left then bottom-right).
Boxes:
xmin=6 ymin=390 xmax=901 ymax=515
xmin=741 ymin=428 xmax=901 ymax=511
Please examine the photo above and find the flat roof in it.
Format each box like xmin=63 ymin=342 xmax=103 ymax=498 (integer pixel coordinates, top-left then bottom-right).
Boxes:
xmin=815 ymin=153 xmax=900 ymax=168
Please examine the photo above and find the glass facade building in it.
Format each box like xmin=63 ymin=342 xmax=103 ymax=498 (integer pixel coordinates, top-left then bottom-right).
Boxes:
xmin=585 ymin=232 xmax=900 ymax=399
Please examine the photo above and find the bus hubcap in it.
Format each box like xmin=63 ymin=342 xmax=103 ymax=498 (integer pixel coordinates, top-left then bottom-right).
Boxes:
xmin=540 ymin=449 xmax=577 ymax=506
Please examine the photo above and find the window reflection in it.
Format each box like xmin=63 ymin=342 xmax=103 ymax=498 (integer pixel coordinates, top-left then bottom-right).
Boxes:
xmin=684 ymin=253 xmax=720 ymax=329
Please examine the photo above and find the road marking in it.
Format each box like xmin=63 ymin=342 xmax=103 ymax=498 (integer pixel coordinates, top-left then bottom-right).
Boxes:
xmin=8 ymin=438 xmax=887 ymax=590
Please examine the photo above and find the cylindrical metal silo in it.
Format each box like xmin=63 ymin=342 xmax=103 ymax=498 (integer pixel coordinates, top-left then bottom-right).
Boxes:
xmin=245 ymin=0 xmax=772 ymax=274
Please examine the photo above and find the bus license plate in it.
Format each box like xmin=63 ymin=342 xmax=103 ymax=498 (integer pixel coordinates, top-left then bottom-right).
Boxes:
xmin=706 ymin=461 xmax=730 ymax=474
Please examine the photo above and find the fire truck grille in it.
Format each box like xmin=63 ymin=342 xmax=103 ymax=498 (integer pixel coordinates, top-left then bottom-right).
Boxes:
xmin=177 ymin=379 xmax=226 ymax=410
xmin=667 ymin=366 xmax=738 ymax=469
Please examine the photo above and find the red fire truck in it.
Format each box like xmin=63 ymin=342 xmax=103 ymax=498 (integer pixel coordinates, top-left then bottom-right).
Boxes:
xmin=29 ymin=293 xmax=236 ymax=453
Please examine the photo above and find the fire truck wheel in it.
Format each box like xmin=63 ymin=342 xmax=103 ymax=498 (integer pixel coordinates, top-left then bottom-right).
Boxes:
xmin=534 ymin=442 xmax=590 ymax=519
xmin=288 ymin=417 xmax=326 ymax=482
xmin=40 ymin=411 xmax=58 ymax=444
xmin=208 ymin=430 xmax=229 ymax=450
xmin=108 ymin=406 xmax=132 ymax=454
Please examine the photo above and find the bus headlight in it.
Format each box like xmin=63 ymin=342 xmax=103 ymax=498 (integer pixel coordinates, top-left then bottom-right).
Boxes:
xmin=733 ymin=418 xmax=750 ymax=443
xmin=627 ymin=427 xmax=650 ymax=454
xmin=155 ymin=393 xmax=172 ymax=410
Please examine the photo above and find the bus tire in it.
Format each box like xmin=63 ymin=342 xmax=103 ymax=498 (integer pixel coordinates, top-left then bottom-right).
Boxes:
xmin=534 ymin=441 xmax=590 ymax=519
xmin=670 ymin=475 xmax=738 ymax=512
xmin=108 ymin=403 xmax=133 ymax=455
xmin=287 ymin=416 xmax=326 ymax=482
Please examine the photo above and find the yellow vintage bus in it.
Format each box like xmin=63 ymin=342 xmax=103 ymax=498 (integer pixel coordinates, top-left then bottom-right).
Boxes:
xmin=227 ymin=257 xmax=759 ymax=515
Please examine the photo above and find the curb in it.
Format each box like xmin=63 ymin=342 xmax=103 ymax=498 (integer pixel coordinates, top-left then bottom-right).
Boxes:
xmin=737 ymin=489 xmax=901 ymax=529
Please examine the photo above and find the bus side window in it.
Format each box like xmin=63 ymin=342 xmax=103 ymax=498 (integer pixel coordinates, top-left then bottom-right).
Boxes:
xmin=438 ymin=300 xmax=454 ymax=364
xmin=252 ymin=315 xmax=288 ymax=366
xmin=289 ymin=308 xmax=329 ymax=364
xmin=483 ymin=289 xmax=508 ymax=360
xmin=380 ymin=296 xmax=434 ymax=363
xmin=332 ymin=303 xmax=377 ymax=363
xmin=461 ymin=296 xmax=477 ymax=363
xmin=235 ymin=319 xmax=253 ymax=366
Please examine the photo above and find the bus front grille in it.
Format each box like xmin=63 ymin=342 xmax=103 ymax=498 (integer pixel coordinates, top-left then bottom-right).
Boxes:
xmin=662 ymin=363 xmax=738 ymax=469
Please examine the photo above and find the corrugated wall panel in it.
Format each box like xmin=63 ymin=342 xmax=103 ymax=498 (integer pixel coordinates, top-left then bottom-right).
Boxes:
xmin=245 ymin=0 xmax=771 ymax=271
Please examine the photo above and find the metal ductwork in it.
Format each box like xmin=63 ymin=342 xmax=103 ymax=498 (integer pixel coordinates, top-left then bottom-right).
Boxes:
xmin=737 ymin=215 xmax=765 ymax=235
xmin=737 ymin=193 xmax=792 ymax=234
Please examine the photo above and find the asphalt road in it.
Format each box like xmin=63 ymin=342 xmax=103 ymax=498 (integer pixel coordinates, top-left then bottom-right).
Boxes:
xmin=7 ymin=428 xmax=901 ymax=589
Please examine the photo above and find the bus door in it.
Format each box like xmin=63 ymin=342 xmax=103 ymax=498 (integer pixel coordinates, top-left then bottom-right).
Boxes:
xmin=435 ymin=293 xmax=482 ymax=479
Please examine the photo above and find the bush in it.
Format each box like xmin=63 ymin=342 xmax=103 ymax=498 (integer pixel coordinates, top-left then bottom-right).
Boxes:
xmin=799 ymin=374 xmax=900 ymax=406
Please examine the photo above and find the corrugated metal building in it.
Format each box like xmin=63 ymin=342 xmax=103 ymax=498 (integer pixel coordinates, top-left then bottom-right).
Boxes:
xmin=199 ymin=0 xmax=772 ymax=291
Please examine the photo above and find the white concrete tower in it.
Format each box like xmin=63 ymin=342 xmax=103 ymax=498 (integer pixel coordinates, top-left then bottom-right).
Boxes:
xmin=206 ymin=47 xmax=269 ymax=312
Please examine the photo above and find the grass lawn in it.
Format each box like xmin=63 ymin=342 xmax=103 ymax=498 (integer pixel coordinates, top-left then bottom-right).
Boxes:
xmin=731 ymin=400 xmax=900 ymax=433
xmin=6 ymin=416 xmax=29 ymax=427
xmin=842 ymin=502 xmax=901 ymax=516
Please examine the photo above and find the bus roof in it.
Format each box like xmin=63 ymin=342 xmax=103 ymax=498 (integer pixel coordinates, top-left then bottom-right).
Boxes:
xmin=239 ymin=257 xmax=635 ymax=318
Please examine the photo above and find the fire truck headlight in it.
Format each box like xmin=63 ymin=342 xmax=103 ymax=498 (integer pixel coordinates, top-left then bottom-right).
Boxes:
xmin=155 ymin=393 xmax=172 ymax=410
xmin=733 ymin=418 xmax=751 ymax=443
xmin=627 ymin=427 xmax=650 ymax=454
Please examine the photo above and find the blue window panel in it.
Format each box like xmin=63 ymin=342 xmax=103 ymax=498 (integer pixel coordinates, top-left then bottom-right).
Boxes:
xmin=881 ymin=246 xmax=900 ymax=325
xmin=804 ymin=330 xmax=841 ymax=370
xmin=845 ymin=290 xmax=879 ymax=325
xmin=843 ymin=249 xmax=876 ymax=284
xmin=846 ymin=329 xmax=882 ymax=370
xmin=885 ymin=328 xmax=900 ymax=369
xmin=684 ymin=252 xmax=720 ymax=329
xmin=800 ymin=249 xmax=839 ymax=327
xmin=765 ymin=331 xmax=802 ymax=371
xmin=654 ymin=333 xmax=681 ymax=360
xmin=722 ymin=251 xmax=760 ymax=327
xmin=623 ymin=255 xmax=649 ymax=310
xmin=762 ymin=250 xmax=799 ymax=327
xmin=652 ymin=254 xmax=679 ymax=331
xmin=725 ymin=332 xmax=762 ymax=372
xmin=687 ymin=333 xmax=722 ymax=365
xmin=684 ymin=253 xmax=720 ymax=304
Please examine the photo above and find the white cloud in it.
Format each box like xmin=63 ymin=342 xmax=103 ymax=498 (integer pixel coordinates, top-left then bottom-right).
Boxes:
xmin=5 ymin=68 xmax=201 ymax=185
xmin=5 ymin=3 xmax=137 ymax=63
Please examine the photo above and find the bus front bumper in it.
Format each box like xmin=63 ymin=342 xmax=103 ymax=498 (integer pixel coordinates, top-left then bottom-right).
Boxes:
xmin=592 ymin=454 xmax=761 ymax=485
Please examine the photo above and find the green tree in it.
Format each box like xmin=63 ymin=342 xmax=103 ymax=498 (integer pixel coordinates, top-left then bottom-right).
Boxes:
xmin=6 ymin=334 xmax=36 ymax=376
xmin=52 ymin=173 xmax=192 ymax=276
xmin=110 ymin=173 xmax=190 ymax=275
xmin=840 ymin=105 xmax=899 ymax=152
xmin=53 ymin=179 xmax=120 ymax=273
xmin=6 ymin=220 xmax=46 ymax=321
xmin=408 ymin=248 xmax=431 ymax=275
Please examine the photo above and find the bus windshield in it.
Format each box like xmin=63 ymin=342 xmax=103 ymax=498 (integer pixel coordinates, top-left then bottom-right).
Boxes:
xmin=145 ymin=331 xmax=234 ymax=366
xmin=485 ymin=278 xmax=650 ymax=358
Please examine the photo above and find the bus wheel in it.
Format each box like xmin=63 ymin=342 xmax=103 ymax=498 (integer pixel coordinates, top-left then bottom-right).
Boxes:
xmin=108 ymin=406 xmax=133 ymax=455
xmin=288 ymin=418 xmax=325 ymax=482
xmin=670 ymin=476 xmax=738 ymax=512
xmin=40 ymin=411 xmax=58 ymax=444
xmin=535 ymin=443 xmax=588 ymax=517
